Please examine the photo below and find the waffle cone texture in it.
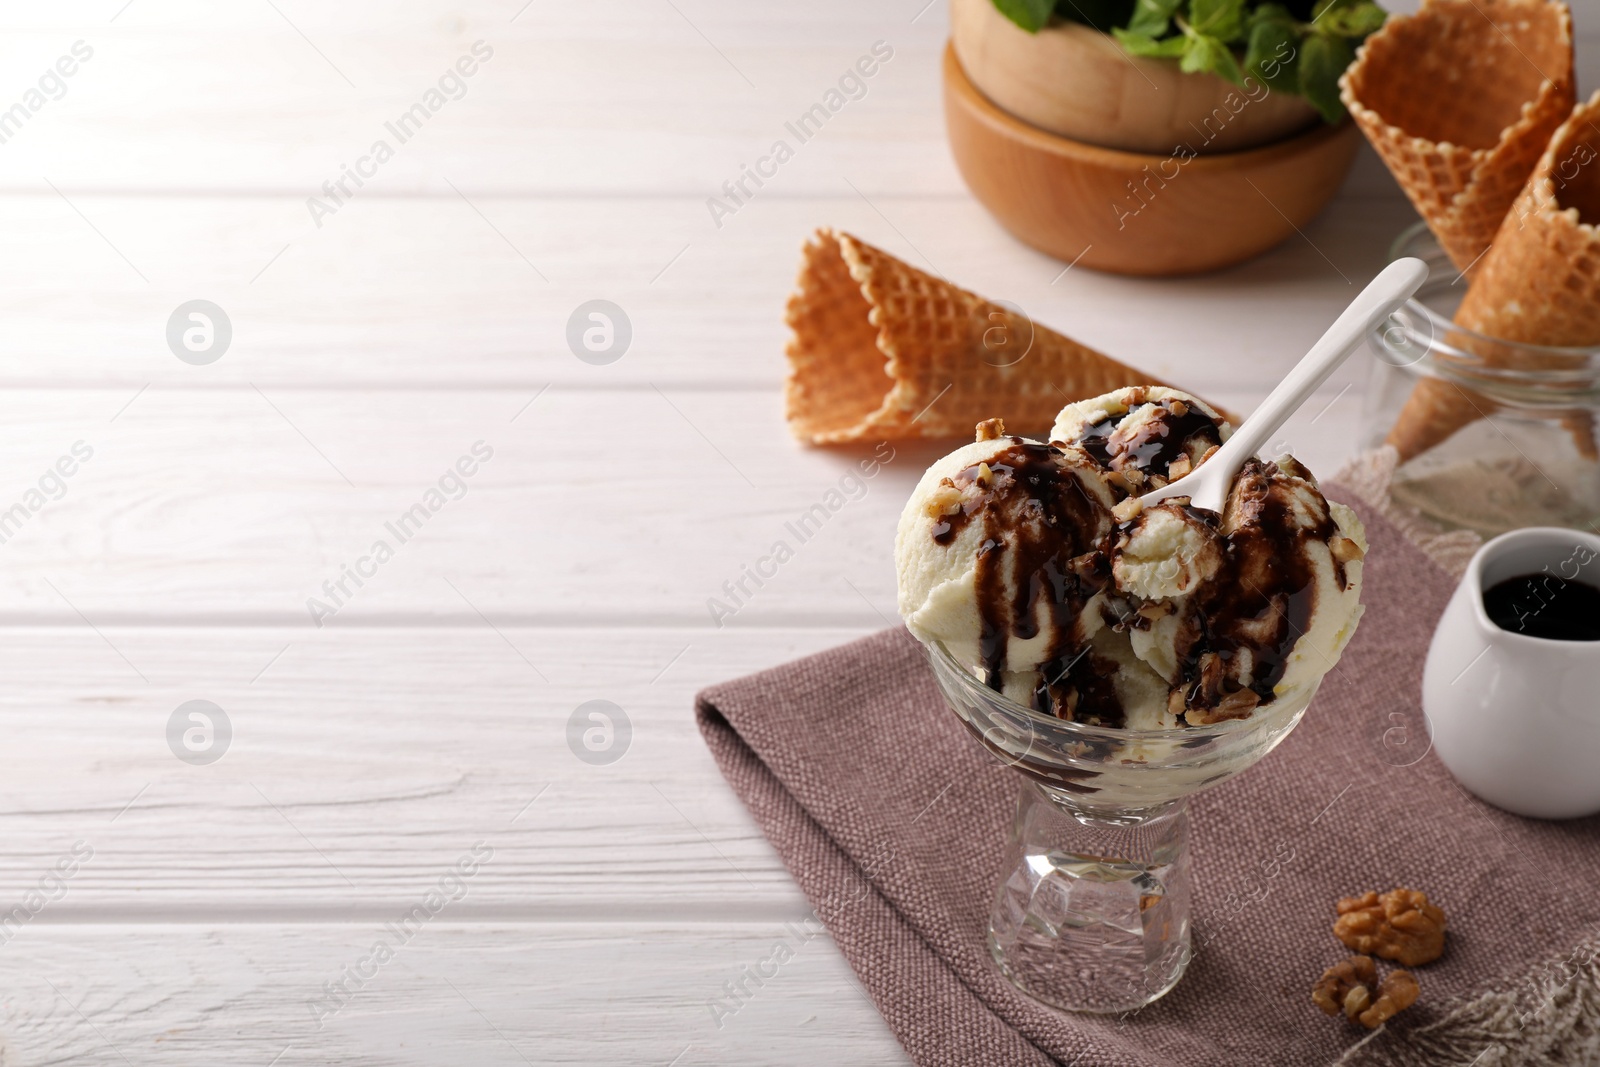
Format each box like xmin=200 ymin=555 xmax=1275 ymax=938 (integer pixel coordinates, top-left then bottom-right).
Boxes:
xmin=784 ymin=230 xmax=1212 ymax=444
xmin=1340 ymin=0 xmax=1575 ymax=275
xmin=1386 ymin=91 xmax=1600 ymax=461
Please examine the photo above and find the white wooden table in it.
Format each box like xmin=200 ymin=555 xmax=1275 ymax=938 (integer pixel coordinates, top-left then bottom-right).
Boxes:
xmin=0 ymin=2 xmax=1593 ymax=1064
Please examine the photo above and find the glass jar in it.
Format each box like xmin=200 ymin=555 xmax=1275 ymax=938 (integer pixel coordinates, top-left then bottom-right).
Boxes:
xmin=1364 ymin=224 xmax=1600 ymax=536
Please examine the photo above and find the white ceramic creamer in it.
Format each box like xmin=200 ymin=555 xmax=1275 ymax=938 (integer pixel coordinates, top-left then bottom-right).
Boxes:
xmin=1422 ymin=527 xmax=1600 ymax=820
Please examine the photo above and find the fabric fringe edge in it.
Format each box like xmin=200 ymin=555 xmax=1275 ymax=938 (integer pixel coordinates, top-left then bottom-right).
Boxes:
xmin=1338 ymin=928 xmax=1600 ymax=1066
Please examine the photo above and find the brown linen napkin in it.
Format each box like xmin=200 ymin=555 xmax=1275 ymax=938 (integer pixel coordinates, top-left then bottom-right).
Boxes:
xmin=696 ymin=489 xmax=1600 ymax=1067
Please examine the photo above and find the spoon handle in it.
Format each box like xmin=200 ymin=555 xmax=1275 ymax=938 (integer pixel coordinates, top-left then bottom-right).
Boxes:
xmin=1186 ymin=257 xmax=1429 ymax=510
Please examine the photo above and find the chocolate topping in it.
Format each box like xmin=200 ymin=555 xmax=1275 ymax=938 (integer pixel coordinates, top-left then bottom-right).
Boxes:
xmin=933 ymin=438 xmax=1123 ymax=725
xmin=1073 ymin=397 xmax=1225 ymax=485
xmin=1172 ymin=458 xmax=1339 ymax=721
xmin=1033 ymin=649 xmax=1126 ymax=728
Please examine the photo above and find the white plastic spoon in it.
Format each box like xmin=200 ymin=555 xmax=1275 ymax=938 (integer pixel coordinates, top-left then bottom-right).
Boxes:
xmin=1138 ymin=256 xmax=1430 ymax=515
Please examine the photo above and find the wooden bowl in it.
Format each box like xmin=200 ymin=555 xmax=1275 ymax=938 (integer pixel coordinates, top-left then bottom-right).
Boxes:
xmin=944 ymin=43 xmax=1361 ymax=276
xmin=950 ymin=0 xmax=1317 ymax=154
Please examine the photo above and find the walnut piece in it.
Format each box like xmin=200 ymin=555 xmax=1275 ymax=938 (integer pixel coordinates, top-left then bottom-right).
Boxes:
xmin=1312 ymin=955 xmax=1376 ymax=1018
xmin=1213 ymin=687 xmax=1261 ymax=719
xmin=1329 ymin=536 xmax=1366 ymax=565
xmin=1311 ymin=955 xmax=1420 ymax=1030
xmin=975 ymin=418 xmax=1005 ymax=442
xmin=1335 ymin=888 xmax=1447 ymax=967
xmin=1135 ymin=599 xmax=1173 ymax=623
xmin=1363 ymin=970 xmax=1420 ymax=1028
xmin=1276 ymin=454 xmax=1313 ymax=482
xmin=922 ymin=484 xmax=964 ymax=520
xmin=1112 ymin=496 xmax=1143 ymax=524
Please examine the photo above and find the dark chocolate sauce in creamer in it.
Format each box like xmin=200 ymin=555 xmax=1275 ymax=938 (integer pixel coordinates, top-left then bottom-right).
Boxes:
xmin=1484 ymin=574 xmax=1600 ymax=641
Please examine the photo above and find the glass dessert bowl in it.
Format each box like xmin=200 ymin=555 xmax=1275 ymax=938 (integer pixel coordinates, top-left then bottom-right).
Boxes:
xmin=898 ymin=384 xmax=1370 ymax=1013
xmin=927 ymin=638 xmax=1316 ymax=1013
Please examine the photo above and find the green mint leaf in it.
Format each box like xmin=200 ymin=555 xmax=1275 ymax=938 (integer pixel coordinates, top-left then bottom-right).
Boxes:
xmin=1298 ymin=32 xmax=1355 ymax=121
xmin=991 ymin=0 xmax=1058 ymax=31
xmin=1243 ymin=18 xmax=1299 ymax=91
xmin=1180 ymin=32 xmax=1245 ymax=84
xmin=1114 ymin=27 xmax=1190 ymax=55
xmin=1053 ymin=0 xmax=1137 ymax=33
xmin=1188 ymin=0 xmax=1247 ymax=42
xmin=1319 ymin=2 xmax=1386 ymax=37
xmin=1125 ymin=0 xmax=1184 ymax=38
xmin=1246 ymin=2 xmax=1298 ymax=32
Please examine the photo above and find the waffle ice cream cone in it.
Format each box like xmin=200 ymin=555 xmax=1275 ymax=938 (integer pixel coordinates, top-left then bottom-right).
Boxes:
xmin=1340 ymin=0 xmax=1574 ymax=274
xmin=784 ymin=230 xmax=1213 ymax=444
xmin=1456 ymin=94 xmax=1600 ymax=347
xmin=1383 ymin=374 xmax=1492 ymax=461
xmin=1387 ymin=93 xmax=1600 ymax=460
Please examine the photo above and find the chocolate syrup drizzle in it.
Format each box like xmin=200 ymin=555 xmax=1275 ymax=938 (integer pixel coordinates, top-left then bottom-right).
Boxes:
xmin=932 ymin=438 xmax=1124 ymax=726
xmin=1170 ymin=458 xmax=1339 ymax=715
xmin=1068 ymin=398 xmax=1339 ymax=718
xmin=1075 ymin=395 xmax=1224 ymax=483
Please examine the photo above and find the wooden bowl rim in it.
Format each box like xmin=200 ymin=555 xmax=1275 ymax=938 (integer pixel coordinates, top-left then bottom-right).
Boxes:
xmin=944 ymin=40 xmax=1353 ymax=169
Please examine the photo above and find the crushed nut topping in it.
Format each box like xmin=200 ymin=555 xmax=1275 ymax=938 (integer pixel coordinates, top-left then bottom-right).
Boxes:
xmin=975 ymin=418 xmax=1005 ymax=442
xmin=1167 ymin=453 xmax=1193 ymax=481
xmin=1335 ymin=888 xmax=1447 ymax=967
xmin=1329 ymin=536 xmax=1366 ymax=565
xmin=1135 ymin=600 xmax=1173 ymax=622
xmin=1312 ymin=956 xmax=1419 ymax=1029
xmin=1112 ymin=496 xmax=1143 ymax=524
xmin=1213 ymin=687 xmax=1262 ymax=719
xmin=1186 ymin=686 xmax=1258 ymax=726
xmin=1276 ymin=455 xmax=1313 ymax=482
xmin=922 ymin=484 xmax=964 ymax=520
xmin=974 ymin=462 xmax=995 ymax=488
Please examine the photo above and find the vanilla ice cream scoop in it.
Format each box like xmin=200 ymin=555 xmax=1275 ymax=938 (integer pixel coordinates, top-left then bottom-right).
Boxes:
xmin=1127 ymin=455 xmax=1367 ymax=724
xmin=1052 ymin=387 xmax=1231 ymax=493
xmin=1114 ymin=501 xmax=1225 ymax=601
xmin=896 ymin=419 xmax=1129 ymax=722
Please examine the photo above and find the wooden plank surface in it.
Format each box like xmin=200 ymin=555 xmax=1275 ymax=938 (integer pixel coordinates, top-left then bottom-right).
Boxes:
xmin=0 ymin=923 xmax=905 ymax=1066
xmin=0 ymin=193 xmax=1420 ymax=387
xmin=0 ymin=627 xmax=868 ymax=913
xmin=0 ymin=380 xmax=1364 ymax=621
